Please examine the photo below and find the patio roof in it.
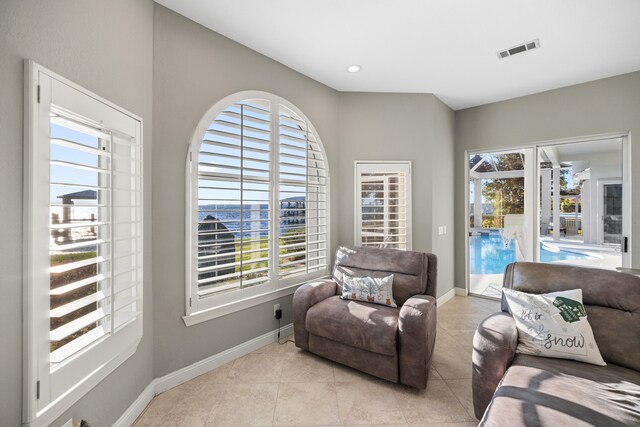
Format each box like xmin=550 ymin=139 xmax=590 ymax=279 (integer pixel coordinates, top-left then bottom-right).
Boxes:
xmin=57 ymin=190 xmax=97 ymax=200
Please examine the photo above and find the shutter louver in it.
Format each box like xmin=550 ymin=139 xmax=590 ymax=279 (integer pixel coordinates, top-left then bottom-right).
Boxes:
xmin=278 ymin=105 xmax=328 ymax=279
xmin=48 ymin=109 xmax=142 ymax=364
xmin=197 ymin=100 xmax=272 ymax=297
xmin=358 ymin=169 xmax=409 ymax=250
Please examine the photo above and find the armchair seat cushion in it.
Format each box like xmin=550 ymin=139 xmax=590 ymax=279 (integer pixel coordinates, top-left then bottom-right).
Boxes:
xmin=481 ymin=354 xmax=640 ymax=426
xmin=306 ymin=296 xmax=399 ymax=356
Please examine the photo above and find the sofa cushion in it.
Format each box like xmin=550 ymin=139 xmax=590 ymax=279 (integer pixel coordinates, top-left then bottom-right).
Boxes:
xmin=306 ymin=295 xmax=399 ymax=356
xmin=480 ymin=354 xmax=640 ymax=426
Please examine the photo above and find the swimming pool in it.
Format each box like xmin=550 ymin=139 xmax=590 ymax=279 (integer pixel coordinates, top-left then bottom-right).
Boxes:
xmin=469 ymin=231 xmax=594 ymax=274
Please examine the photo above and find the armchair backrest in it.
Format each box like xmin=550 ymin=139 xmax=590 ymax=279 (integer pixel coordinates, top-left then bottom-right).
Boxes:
xmin=332 ymin=246 xmax=437 ymax=306
xmin=502 ymin=262 xmax=640 ymax=371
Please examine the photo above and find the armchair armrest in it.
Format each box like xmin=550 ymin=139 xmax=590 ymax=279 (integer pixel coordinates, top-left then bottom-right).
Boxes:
xmin=398 ymin=294 xmax=437 ymax=389
xmin=293 ymin=279 xmax=337 ymax=350
xmin=472 ymin=312 xmax=518 ymax=419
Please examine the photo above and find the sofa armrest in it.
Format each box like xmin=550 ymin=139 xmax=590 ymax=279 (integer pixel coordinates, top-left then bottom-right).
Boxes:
xmin=398 ymin=294 xmax=437 ymax=389
xmin=293 ymin=279 xmax=337 ymax=350
xmin=472 ymin=312 xmax=518 ymax=419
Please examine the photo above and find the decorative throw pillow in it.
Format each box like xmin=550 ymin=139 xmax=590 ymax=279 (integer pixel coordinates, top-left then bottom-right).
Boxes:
xmin=503 ymin=288 xmax=606 ymax=366
xmin=341 ymin=274 xmax=397 ymax=307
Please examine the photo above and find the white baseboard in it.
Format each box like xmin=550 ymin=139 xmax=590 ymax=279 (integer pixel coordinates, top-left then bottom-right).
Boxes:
xmin=455 ymin=287 xmax=468 ymax=296
xmin=112 ymin=323 xmax=293 ymax=427
xmin=155 ymin=323 xmax=293 ymax=394
xmin=437 ymin=288 xmax=456 ymax=306
xmin=113 ymin=381 xmax=155 ymax=427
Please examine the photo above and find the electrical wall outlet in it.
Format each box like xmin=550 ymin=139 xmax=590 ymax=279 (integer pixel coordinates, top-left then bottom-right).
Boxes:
xmin=274 ymin=303 xmax=280 ymax=317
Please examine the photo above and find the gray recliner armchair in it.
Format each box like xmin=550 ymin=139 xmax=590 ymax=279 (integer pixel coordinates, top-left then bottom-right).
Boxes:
xmin=293 ymin=246 xmax=438 ymax=389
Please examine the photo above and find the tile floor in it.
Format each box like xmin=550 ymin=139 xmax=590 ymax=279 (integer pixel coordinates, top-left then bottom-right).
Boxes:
xmin=134 ymin=296 xmax=500 ymax=426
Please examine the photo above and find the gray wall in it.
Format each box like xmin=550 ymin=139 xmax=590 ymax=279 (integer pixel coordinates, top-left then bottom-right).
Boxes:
xmin=152 ymin=5 xmax=340 ymax=376
xmin=454 ymin=71 xmax=640 ymax=289
xmin=0 ymin=1 xmax=155 ymax=426
xmin=430 ymin=98 xmax=456 ymax=294
xmin=337 ymin=93 xmax=456 ymax=298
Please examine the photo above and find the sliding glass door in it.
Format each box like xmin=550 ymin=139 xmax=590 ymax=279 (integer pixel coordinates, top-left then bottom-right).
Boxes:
xmin=537 ymin=139 xmax=625 ymax=271
xmin=467 ymin=137 xmax=631 ymax=299
xmin=467 ymin=148 xmax=534 ymax=297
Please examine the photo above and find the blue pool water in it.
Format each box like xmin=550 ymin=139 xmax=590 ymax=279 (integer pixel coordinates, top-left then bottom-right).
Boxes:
xmin=469 ymin=232 xmax=594 ymax=274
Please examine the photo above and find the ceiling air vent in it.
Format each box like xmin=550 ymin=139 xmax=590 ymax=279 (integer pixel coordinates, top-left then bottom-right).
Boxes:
xmin=497 ymin=38 xmax=540 ymax=59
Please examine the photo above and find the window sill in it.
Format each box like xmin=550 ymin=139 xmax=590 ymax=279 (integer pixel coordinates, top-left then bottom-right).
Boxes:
xmin=182 ymin=277 xmax=330 ymax=327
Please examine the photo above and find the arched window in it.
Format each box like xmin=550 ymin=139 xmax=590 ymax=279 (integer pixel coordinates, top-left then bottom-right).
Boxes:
xmin=186 ymin=91 xmax=329 ymax=318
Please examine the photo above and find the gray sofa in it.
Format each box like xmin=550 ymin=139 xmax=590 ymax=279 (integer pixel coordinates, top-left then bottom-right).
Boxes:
xmin=473 ymin=262 xmax=640 ymax=426
xmin=293 ymin=246 xmax=438 ymax=389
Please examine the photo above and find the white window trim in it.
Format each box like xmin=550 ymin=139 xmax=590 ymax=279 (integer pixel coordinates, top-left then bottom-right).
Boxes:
xmin=354 ymin=161 xmax=412 ymax=250
xmin=184 ymin=91 xmax=331 ymax=325
xmin=23 ymin=60 xmax=144 ymax=427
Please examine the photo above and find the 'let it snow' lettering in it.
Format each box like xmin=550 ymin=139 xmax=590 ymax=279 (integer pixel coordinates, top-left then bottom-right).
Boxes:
xmin=521 ymin=309 xmax=543 ymax=321
xmin=544 ymin=333 xmax=585 ymax=351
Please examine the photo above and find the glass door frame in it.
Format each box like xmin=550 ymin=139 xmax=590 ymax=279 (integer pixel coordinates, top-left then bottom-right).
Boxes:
xmin=464 ymin=132 xmax=631 ymax=296
xmin=598 ymin=179 xmax=623 ymax=245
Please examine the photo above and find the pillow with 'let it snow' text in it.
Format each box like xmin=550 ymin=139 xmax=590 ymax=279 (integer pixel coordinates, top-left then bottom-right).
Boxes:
xmin=503 ymin=288 xmax=606 ymax=366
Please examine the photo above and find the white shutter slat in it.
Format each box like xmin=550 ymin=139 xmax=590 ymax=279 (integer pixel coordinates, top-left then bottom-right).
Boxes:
xmin=50 ymin=256 xmax=106 ymax=274
xmin=51 ymin=138 xmax=111 ymax=157
xmin=49 ymin=309 xmax=107 ymax=342
xmin=49 ymin=326 xmax=108 ymax=364
xmin=50 ymin=221 xmax=106 ymax=229
xmin=50 ymin=274 xmax=105 ymax=296
xmin=50 ymin=114 xmax=112 ymax=140
xmin=203 ymin=134 xmax=270 ymax=150
xmin=198 ymin=256 xmax=270 ymax=274
xmin=51 ymin=239 xmax=105 ymax=251
xmin=51 ymin=159 xmax=110 ymax=174
xmin=219 ymin=109 xmax=271 ymax=125
xmin=50 ymin=291 xmax=108 ymax=318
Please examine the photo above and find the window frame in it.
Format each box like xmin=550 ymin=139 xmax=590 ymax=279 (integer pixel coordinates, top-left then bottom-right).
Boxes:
xmin=23 ymin=60 xmax=144 ymax=426
xmin=184 ymin=91 xmax=330 ymax=325
xmin=354 ymin=161 xmax=412 ymax=250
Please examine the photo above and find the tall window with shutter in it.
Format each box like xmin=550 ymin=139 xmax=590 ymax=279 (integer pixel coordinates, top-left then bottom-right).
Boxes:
xmin=355 ymin=162 xmax=412 ymax=250
xmin=24 ymin=62 xmax=143 ymax=425
xmin=186 ymin=92 xmax=329 ymax=316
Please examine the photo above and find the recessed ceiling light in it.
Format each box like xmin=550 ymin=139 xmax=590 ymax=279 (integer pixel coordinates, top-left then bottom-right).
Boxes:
xmin=346 ymin=65 xmax=361 ymax=73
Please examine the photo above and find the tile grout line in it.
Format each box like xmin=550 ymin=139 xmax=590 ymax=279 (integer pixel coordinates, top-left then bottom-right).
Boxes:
xmin=271 ymin=381 xmax=281 ymax=427
xmin=333 ymin=375 xmax=343 ymax=427
xmin=442 ymin=378 xmax=478 ymax=423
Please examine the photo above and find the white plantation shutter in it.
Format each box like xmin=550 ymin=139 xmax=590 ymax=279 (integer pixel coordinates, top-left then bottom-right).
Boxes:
xmin=355 ymin=162 xmax=411 ymax=250
xmin=278 ymin=105 xmax=328 ymax=279
xmin=25 ymin=62 xmax=143 ymax=423
xmin=196 ymin=100 xmax=272 ymax=296
xmin=187 ymin=92 xmax=330 ymax=314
